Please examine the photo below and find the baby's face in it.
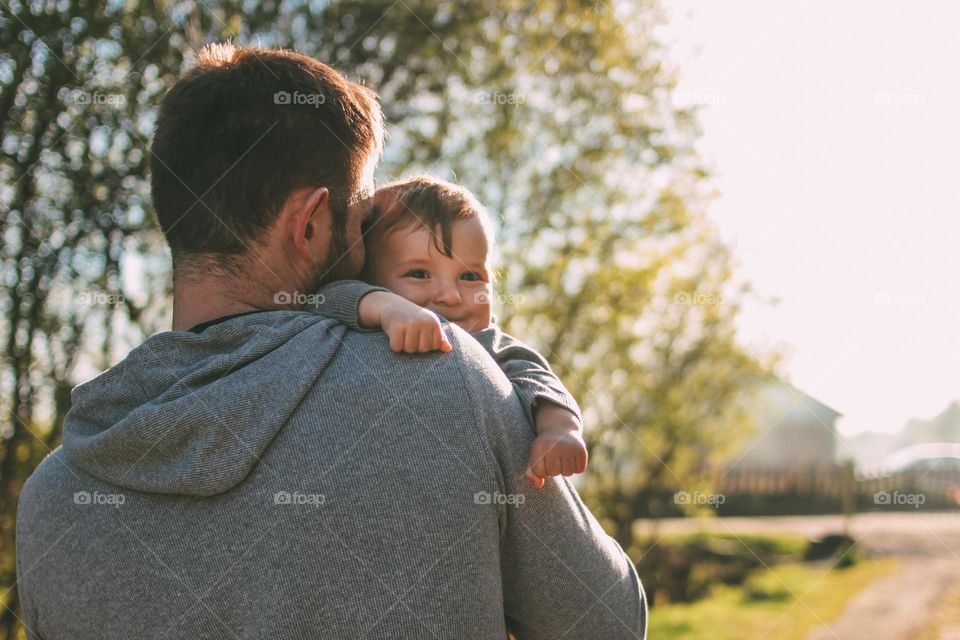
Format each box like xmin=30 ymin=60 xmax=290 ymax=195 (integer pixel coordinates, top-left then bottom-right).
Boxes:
xmin=363 ymin=201 xmax=493 ymax=332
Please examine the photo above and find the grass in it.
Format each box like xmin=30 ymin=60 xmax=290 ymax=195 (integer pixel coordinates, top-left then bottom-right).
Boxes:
xmin=632 ymin=531 xmax=811 ymax=605
xmin=648 ymin=557 xmax=900 ymax=640
xmin=649 ymin=531 xmax=810 ymax=556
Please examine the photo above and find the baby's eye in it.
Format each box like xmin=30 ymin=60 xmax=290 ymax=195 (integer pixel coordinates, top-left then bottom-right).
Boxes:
xmin=460 ymin=272 xmax=483 ymax=282
xmin=404 ymin=269 xmax=429 ymax=279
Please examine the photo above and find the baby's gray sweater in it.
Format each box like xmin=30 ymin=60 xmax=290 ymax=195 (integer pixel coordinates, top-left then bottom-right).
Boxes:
xmin=16 ymin=287 xmax=646 ymax=639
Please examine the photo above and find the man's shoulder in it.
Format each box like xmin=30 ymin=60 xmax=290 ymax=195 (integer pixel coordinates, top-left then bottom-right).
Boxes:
xmin=445 ymin=324 xmax=517 ymax=395
xmin=340 ymin=321 xmax=502 ymax=373
xmin=17 ymin=448 xmax=81 ymax=550
xmin=19 ymin=448 xmax=77 ymax=508
xmin=335 ymin=322 xmax=518 ymax=410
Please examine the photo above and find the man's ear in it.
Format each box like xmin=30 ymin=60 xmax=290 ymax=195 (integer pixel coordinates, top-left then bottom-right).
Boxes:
xmin=287 ymin=186 xmax=330 ymax=260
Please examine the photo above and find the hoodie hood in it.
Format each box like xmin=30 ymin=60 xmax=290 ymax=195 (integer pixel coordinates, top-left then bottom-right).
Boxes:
xmin=63 ymin=311 xmax=345 ymax=496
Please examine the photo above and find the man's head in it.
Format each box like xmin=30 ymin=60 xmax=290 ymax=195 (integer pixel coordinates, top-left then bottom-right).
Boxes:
xmin=150 ymin=43 xmax=385 ymax=293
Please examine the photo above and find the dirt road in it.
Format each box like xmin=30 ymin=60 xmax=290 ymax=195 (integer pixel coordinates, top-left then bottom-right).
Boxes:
xmin=639 ymin=512 xmax=960 ymax=640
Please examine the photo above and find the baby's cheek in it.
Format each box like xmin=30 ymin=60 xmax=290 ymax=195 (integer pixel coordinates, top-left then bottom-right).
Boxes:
xmin=465 ymin=287 xmax=493 ymax=330
xmin=382 ymin=278 xmax=430 ymax=308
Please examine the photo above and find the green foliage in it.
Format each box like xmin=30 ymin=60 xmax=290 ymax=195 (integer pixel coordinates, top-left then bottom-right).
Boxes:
xmin=630 ymin=533 xmax=806 ymax=606
xmin=742 ymin=571 xmax=794 ymax=603
xmin=0 ymin=0 xmax=773 ymax=635
xmin=648 ymin=558 xmax=900 ymax=640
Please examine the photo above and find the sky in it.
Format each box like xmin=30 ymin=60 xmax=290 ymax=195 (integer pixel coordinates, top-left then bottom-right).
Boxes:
xmin=660 ymin=1 xmax=960 ymax=435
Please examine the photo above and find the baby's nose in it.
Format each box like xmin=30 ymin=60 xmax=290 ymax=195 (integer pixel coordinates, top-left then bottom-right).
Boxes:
xmin=434 ymin=283 xmax=463 ymax=305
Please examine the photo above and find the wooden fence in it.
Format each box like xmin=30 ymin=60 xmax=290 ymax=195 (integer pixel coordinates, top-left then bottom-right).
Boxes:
xmin=713 ymin=463 xmax=960 ymax=515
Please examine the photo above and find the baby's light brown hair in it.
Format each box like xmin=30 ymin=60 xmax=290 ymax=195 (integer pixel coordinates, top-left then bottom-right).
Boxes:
xmin=364 ymin=176 xmax=495 ymax=262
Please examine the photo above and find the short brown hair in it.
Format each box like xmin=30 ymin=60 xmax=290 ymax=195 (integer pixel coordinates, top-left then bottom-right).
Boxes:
xmin=150 ymin=43 xmax=384 ymax=262
xmin=370 ymin=176 xmax=493 ymax=259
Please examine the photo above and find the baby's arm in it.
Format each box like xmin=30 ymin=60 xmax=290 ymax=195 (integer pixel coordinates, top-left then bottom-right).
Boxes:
xmin=309 ymin=280 xmax=389 ymax=330
xmin=472 ymin=326 xmax=588 ymax=488
xmin=310 ymin=280 xmax=451 ymax=352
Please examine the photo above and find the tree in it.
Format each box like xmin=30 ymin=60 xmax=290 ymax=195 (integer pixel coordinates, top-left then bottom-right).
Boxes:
xmin=0 ymin=1 xmax=769 ymax=634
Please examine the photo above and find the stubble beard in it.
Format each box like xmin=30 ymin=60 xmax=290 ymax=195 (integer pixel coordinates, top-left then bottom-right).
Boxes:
xmin=306 ymin=200 xmax=363 ymax=292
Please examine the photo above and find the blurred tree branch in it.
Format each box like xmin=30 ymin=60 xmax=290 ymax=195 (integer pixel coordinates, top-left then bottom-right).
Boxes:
xmin=0 ymin=1 xmax=778 ymax=635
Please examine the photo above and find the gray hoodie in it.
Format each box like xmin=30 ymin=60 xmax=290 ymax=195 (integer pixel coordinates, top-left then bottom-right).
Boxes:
xmin=16 ymin=287 xmax=646 ymax=639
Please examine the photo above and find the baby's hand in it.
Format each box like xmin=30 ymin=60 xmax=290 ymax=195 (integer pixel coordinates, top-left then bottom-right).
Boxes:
xmin=358 ymin=291 xmax=453 ymax=353
xmin=525 ymin=401 xmax=588 ymax=488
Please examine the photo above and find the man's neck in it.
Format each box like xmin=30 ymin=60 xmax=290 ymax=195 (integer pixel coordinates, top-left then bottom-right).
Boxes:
xmin=171 ymin=265 xmax=291 ymax=332
xmin=172 ymin=288 xmax=263 ymax=332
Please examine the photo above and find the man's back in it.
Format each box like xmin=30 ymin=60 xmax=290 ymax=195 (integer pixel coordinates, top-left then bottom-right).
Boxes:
xmin=17 ymin=311 xmax=645 ymax=639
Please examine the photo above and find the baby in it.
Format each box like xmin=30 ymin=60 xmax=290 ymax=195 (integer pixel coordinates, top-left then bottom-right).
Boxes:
xmin=315 ymin=176 xmax=587 ymax=487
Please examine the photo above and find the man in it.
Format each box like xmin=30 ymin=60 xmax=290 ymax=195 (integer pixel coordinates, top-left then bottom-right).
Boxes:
xmin=16 ymin=44 xmax=646 ymax=638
